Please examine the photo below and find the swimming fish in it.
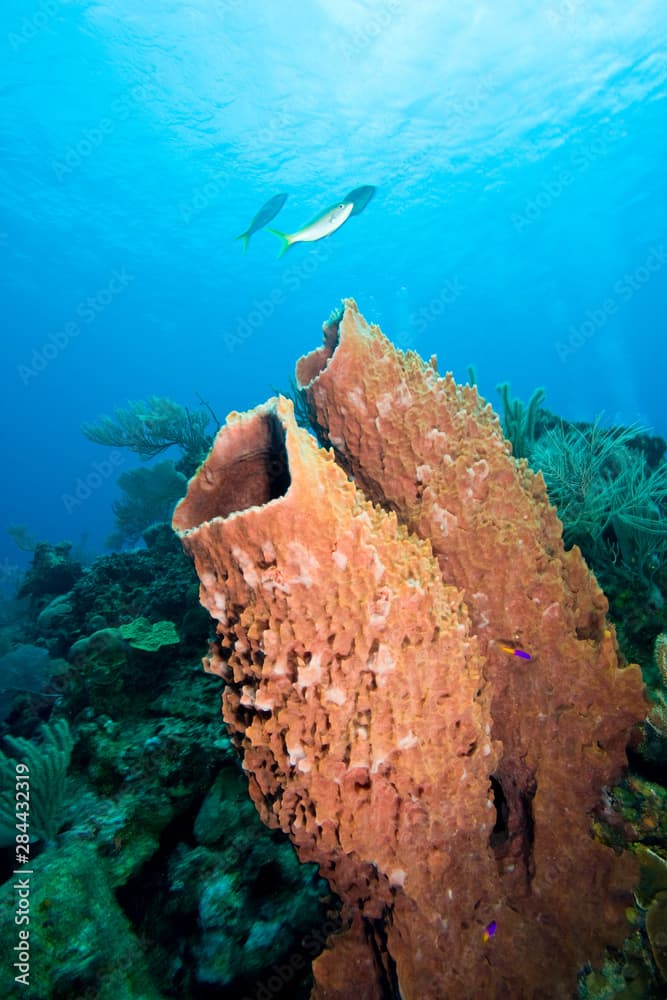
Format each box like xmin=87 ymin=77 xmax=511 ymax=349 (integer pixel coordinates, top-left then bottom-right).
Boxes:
xmin=483 ymin=920 xmax=497 ymax=943
xmin=236 ymin=193 xmax=288 ymax=252
xmin=499 ymin=644 xmax=532 ymax=660
xmin=343 ymin=184 xmax=376 ymax=216
xmin=268 ymin=200 xmax=354 ymax=258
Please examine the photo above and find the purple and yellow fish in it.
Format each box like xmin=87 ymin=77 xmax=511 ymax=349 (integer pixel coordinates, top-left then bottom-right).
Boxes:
xmin=499 ymin=644 xmax=531 ymax=661
xmin=483 ymin=920 xmax=497 ymax=943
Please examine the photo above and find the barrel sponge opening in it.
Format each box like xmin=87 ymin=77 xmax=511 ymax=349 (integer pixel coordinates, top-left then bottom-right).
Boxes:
xmin=173 ymin=406 xmax=290 ymax=531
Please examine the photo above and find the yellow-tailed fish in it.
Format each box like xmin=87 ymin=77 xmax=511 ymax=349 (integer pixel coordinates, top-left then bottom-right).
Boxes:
xmin=268 ymin=201 xmax=354 ymax=258
xmin=343 ymin=184 xmax=376 ymax=216
xmin=236 ymin=193 xmax=288 ymax=252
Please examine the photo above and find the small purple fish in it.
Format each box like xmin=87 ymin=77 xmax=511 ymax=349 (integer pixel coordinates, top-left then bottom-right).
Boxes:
xmin=483 ymin=920 xmax=497 ymax=943
xmin=499 ymin=644 xmax=531 ymax=660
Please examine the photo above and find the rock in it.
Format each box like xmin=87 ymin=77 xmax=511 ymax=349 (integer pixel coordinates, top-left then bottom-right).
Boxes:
xmin=0 ymin=841 xmax=161 ymax=999
xmin=17 ymin=542 xmax=82 ymax=601
xmin=647 ymin=891 xmax=667 ymax=981
xmin=37 ymin=593 xmax=74 ymax=633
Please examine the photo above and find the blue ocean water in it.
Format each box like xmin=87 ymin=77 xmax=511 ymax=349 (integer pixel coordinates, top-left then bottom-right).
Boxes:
xmin=1 ymin=0 xmax=666 ymax=573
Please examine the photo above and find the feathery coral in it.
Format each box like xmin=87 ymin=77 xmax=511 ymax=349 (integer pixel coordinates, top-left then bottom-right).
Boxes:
xmin=82 ymin=396 xmax=213 ymax=466
xmin=0 ymin=717 xmax=73 ymax=846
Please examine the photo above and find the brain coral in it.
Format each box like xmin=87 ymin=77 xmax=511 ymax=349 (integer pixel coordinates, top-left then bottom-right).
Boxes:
xmin=173 ymin=300 xmax=646 ymax=1000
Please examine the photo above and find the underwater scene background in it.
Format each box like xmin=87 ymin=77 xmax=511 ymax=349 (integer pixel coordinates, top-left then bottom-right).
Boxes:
xmin=1 ymin=2 xmax=667 ymax=998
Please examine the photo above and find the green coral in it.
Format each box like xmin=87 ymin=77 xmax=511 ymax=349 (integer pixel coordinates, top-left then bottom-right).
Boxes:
xmin=6 ymin=522 xmax=37 ymax=552
xmin=0 ymin=717 xmax=73 ymax=846
xmin=530 ymin=420 xmax=667 ymax=594
xmin=530 ymin=420 xmax=640 ymax=544
xmin=643 ymin=634 xmax=667 ymax=767
xmin=0 ymin=841 xmax=162 ymax=999
xmin=82 ymin=395 xmax=217 ymax=547
xmin=497 ymin=382 xmax=546 ymax=458
xmin=274 ymin=378 xmax=318 ymax=436
xmin=120 ymin=617 xmax=180 ymax=652
xmin=108 ymin=460 xmax=187 ymax=548
xmin=177 ymin=766 xmax=334 ymax=987
xmin=635 ymin=846 xmax=667 ymax=908
xmin=647 ymin=892 xmax=667 ymax=981
xmin=81 ymin=395 xmax=214 ymax=468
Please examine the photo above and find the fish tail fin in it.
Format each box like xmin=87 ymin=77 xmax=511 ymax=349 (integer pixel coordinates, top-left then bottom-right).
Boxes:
xmin=235 ymin=232 xmax=250 ymax=253
xmin=268 ymin=228 xmax=291 ymax=258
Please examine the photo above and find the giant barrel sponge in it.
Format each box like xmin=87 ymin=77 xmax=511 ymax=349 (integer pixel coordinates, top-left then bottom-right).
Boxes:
xmin=173 ymin=300 xmax=645 ymax=999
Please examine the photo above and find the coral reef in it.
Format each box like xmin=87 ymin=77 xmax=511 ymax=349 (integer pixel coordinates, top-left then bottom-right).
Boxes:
xmin=174 ymin=299 xmax=646 ymax=1000
xmin=109 ymin=460 xmax=188 ymax=548
xmin=488 ymin=389 xmax=667 ymax=667
xmin=6 ymin=523 xmax=38 ymax=553
xmin=656 ymin=633 xmax=667 ymax=687
xmin=530 ymin=420 xmax=667 ymax=599
xmin=641 ymin=633 xmax=667 ymax=770
xmin=496 ymin=381 xmax=546 ymax=458
xmin=0 ymin=841 xmax=162 ymax=999
xmin=0 ymin=717 xmax=72 ymax=845
xmin=172 ymin=766 xmax=331 ymax=989
xmin=0 ymin=516 xmax=332 ymax=999
xmin=81 ymin=395 xmax=215 ymax=471
xmin=80 ymin=395 xmax=215 ymax=547
xmin=646 ymin=892 xmax=667 ymax=979
xmin=30 ymin=523 xmax=201 ymax=662
xmin=17 ymin=541 xmax=82 ymax=603
xmin=119 ymin=616 xmax=180 ymax=651
xmin=0 ymin=644 xmax=57 ymax=721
